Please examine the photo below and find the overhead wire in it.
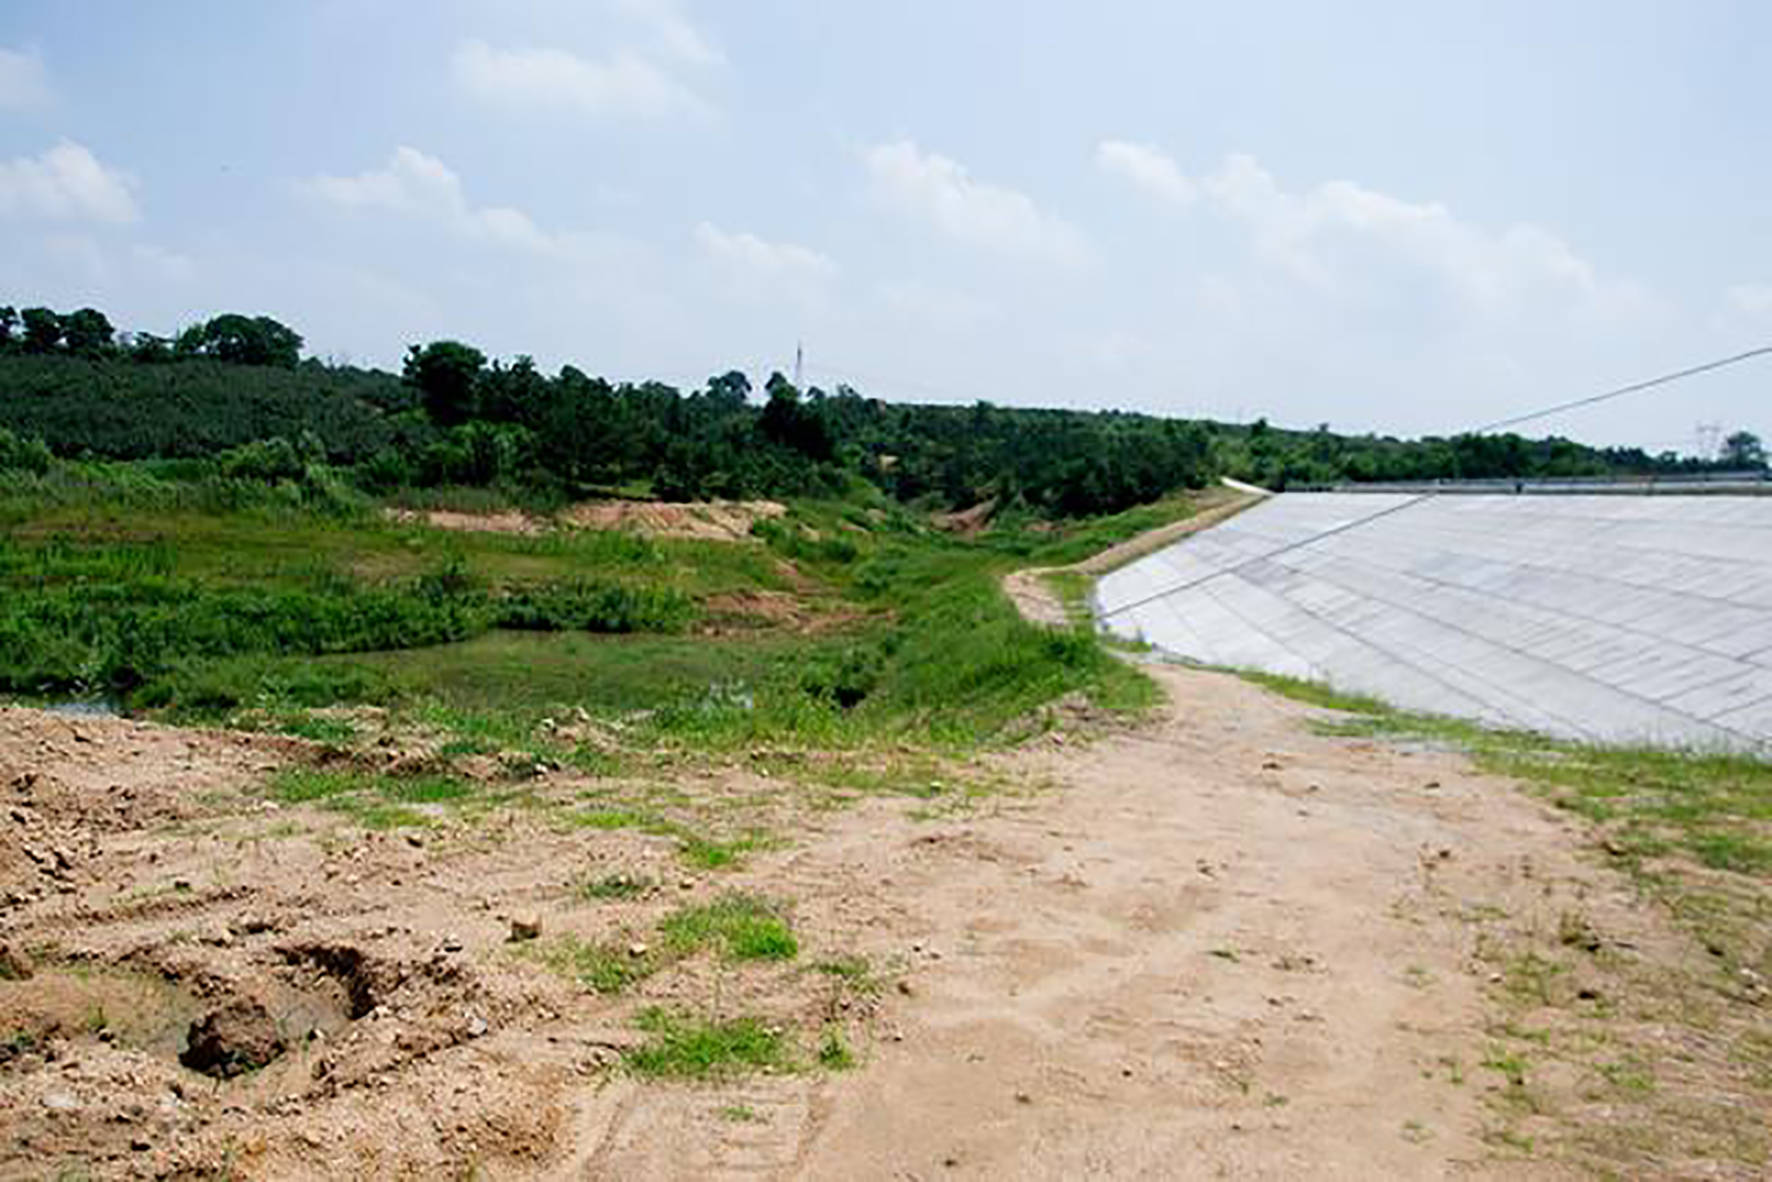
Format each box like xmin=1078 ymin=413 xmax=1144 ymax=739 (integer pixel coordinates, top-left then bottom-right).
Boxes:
xmin=1468 ymin=345 xmax=1772 ymax=435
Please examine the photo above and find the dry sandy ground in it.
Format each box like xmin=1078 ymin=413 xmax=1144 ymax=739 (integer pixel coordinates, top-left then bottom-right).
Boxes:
xmin=0 ymin=669 xmax=1757 ymax=1178
xmin=386 ymin=500 xmax=787 ymax=542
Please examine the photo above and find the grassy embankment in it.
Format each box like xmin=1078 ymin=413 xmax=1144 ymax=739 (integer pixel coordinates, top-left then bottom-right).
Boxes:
xmin=0 ymin=461 xmax=1193 ymax=755
xmin=1244 ymin=671 xmax=1772 ymax=1172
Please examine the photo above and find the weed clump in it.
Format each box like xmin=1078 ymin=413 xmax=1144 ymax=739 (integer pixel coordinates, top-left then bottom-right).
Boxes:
xmin=529 ymin=934 xmax=656 ymax=995
xmin=624 ymin=1008 xmax=790 ymax=1079
xmin=660 ymin=894 xmax=797 ymax=962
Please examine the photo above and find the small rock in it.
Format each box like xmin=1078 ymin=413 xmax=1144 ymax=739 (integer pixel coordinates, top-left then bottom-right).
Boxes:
xmin=465 ymin=1014 xmax=489 ymax=1039
xmin=628 ymin=942 xmax=649 ymax=959
xmin=1014 ymin=1090 xmax=1032 ymax=1104
xmin=42 ymin=1092 xmax=79 ymax=1112
xmin=404 ymin=833 xmax=424 ymax=849
xmin=508 ymin=915 xmax=542 ymax=943
xmin=1423 ymin=780 xmax=1441 ymax=790
xmin=441 ymin=935 xmax=464 ymax=953
xmin=678 ymin=878 xmax=696 ymax=891
xmin=896 ymin=979 xmax=915 ymax=997
xmin=0 ymin=942 xmax=35 ymax=981
xmin=130 ymin=1138 xmax=151 ymax=1152
xmin=1261 ymin=759 xmax=1282 ymax=771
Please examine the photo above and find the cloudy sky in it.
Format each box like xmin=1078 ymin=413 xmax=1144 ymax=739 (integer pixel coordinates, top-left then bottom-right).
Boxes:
xmin=1 ymin=0 xmax=1768 ymax=448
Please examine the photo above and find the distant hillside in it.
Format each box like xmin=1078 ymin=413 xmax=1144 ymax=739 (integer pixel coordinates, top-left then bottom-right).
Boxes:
xmin=0 ymin=301 xmax=1752 ymax=514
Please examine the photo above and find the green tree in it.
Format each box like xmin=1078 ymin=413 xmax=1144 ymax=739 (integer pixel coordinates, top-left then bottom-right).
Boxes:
xmin=1721 ymin=430 xmax=1766 ymax=469
xmin=176 ymin=313 xmax=303 ymax=367
xmin=61 ymin=307 xmax=116 ymax=358
xmin=19 ymin=307 xmax=62 ymax=353
xmin=404 ymin=340 xmax=487 ymax=427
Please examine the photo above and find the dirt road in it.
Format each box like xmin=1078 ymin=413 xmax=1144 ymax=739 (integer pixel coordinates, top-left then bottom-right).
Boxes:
xmin=0 ymin=673 xmax=1739 ymax=1177
xmin=579 ymin=666 xmax=1596 ymax=1179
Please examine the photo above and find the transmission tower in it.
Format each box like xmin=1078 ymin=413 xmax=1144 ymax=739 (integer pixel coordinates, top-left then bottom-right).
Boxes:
xmin=1696 ymin=421 xmax=1722 ymax=459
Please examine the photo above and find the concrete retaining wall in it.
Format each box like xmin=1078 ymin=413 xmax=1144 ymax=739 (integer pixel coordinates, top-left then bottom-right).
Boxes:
xmin=1094 ymin=493 xmax=1772 ymax=750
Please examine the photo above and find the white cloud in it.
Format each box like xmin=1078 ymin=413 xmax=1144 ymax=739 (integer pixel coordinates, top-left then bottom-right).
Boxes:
xmin=695 ymin=221 xmax=833 ymax=278
xmin=304 ymin=146 xmax=559 ymax=255
xmin=1727 ymin=283 xmax=1772 ymax=318
xmin=876 ymin=280 xmax=1000 ymax=334
xmin=0 ymin=46 xmax=51 ymax=109
xmin=864 ymin=139 xmax=1088 ymax=266
xmin=131 ymin=243 xmax=196 ymax=283
xmin=616 ymin=0 xmax=722 ymax=66
xmin=695 ymin=221 xmax=835 ymax=305
xmin=453 ymin=39 xmax=708 ymax=119
xmin=1096 ymin=140 xmax=1196 ymax=206
xmin=1194 ymin=153 xmax=1629 ymax=318
xmin=0 ymin=140 xmax=137 ymax=223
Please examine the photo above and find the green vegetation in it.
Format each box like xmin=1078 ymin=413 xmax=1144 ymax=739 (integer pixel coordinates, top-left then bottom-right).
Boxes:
xmin=0 ymin=463 xmax=1160 ymax=755
xmin=6 ymin=302 xmax=1752 ymax=527
xmin=624 ymin=1008 xmax=791 ymax=1080
xmin=817 ymin=1027 xmax=856 ymax=1070
xmin=575 ymin=872 xmax=653 ymax=901
xmin=268 ymin=767 xmax=471 ymax=828
xmin=529 ymin=934 xmax=657 ymax=995
xmin=660 ymin=895 xmax=798 ymax=963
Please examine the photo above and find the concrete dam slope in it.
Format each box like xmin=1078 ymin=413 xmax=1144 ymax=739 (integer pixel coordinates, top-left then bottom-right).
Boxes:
xmin=1094 ymin=492 xmax=1772 ymax=750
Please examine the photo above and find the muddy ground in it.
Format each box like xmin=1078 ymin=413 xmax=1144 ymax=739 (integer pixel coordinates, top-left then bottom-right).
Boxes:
xmin=1 ymin=667 xmax=1764 ymax=1179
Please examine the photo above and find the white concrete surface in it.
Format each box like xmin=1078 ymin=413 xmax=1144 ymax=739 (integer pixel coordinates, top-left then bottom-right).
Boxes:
xmin=1094 ymin=493 xmax=1772 ymax=749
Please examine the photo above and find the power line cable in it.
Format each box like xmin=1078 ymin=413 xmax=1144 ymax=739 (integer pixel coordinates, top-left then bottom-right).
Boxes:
xmin=1470 ymin=345 xmax=1772 ymax=435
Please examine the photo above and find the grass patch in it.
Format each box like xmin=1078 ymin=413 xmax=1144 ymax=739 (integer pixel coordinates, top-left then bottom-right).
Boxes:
xmin=576 ymin=872 xmax=653 ymax=901
xmin=527 ymin=934 xmax=656 ymax=995
xmin=677 ymin=831 xmax=770 ymax=870
xmin=1041 ymin=570 xmax=1095 ymax=626
xmin=268 ymin=767 xmax=471 ymax=828
xmin=272 ymin=713 xmax=357 ymax=744
xmin=813 ymin=955 xmax=875 ymax=984
xmin=660 ymin=894 xmax=797 ymax=962
xmin=624 ymin=1008 xmax=791 ymax=1080
xmin=817 ymin=1026 xmax=856 ymax=1070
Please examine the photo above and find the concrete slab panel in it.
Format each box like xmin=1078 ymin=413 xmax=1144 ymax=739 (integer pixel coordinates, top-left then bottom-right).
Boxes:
xmin=1098 ymin=493 xmax=1772 ymax=751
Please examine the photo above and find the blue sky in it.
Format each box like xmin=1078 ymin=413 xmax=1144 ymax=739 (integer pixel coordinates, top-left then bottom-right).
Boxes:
xmin=1 ymin=0 xmax=1768 ymax=449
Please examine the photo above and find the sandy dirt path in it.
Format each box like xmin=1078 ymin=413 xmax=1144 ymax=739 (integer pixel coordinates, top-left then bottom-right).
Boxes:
xmin=570 ymin=666 xmax=1610 ymax=1179
xmin=1002 ymin=486 xmax=1262 ymax=628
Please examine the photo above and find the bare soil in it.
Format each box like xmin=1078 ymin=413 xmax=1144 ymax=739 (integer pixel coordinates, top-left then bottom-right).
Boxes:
xmin=559 ymin=500 xmax=786 ymax=542
xmin=1 ymin=675 xmax=1761 ymax=1176
xmin=385 ymin=500 xmax=788 ymax=542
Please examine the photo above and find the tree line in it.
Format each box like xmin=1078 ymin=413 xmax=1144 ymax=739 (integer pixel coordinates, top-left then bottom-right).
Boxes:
xmin=0 ymin=302 xmax=1760 ymax=515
